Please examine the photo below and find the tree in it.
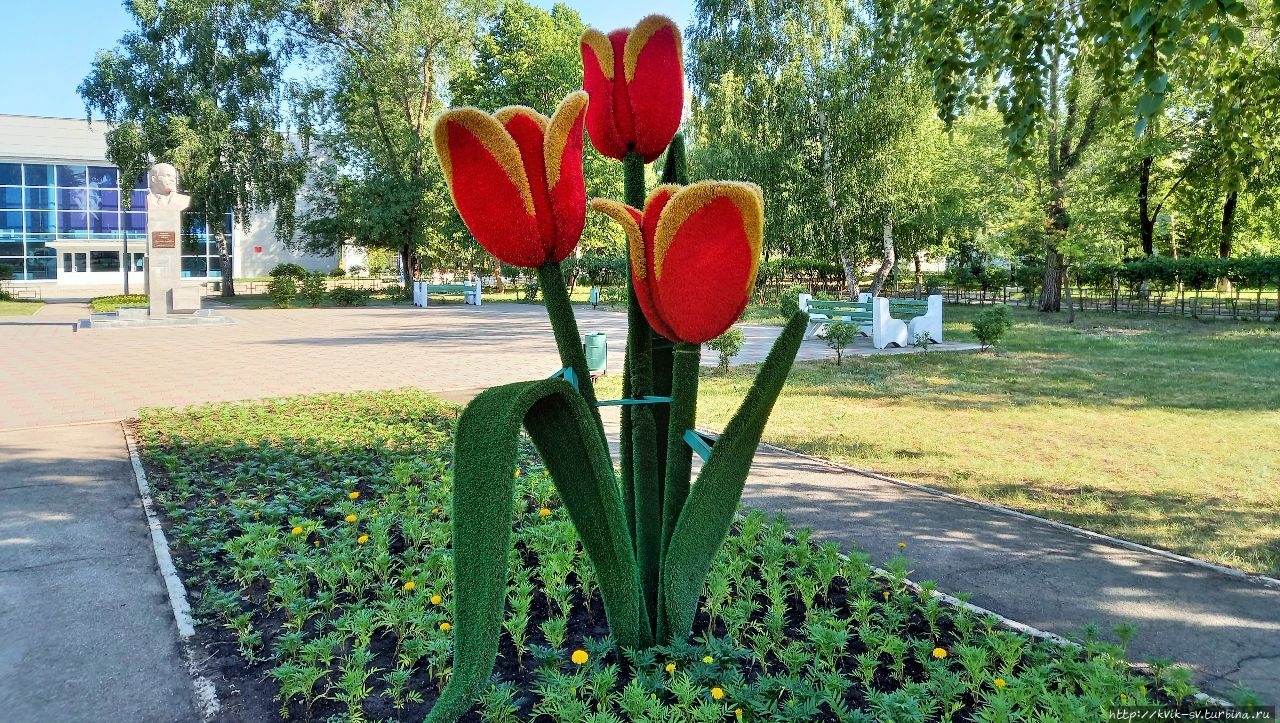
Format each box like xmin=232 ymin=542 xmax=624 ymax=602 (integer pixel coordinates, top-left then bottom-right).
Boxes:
xmin=286 ymin=0 xmax=496 ymax=287
xmin=80 ymin=0 xmax=307 ymax=297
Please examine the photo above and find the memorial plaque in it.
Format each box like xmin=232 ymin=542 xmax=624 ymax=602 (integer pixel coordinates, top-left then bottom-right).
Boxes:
xmin=151 ymin=231 xmax=177 ymax=249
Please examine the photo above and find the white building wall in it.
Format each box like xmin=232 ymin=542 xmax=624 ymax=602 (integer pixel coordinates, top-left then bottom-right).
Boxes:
xmin=235 ymin=206 xmax=338 ymax=278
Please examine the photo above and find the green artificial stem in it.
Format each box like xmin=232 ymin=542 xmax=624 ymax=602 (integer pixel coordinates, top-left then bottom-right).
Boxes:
xmin=657 ymin=341 xmax=700 ymax=641
xmin=662 ymin=133 xmax=690 ymax=185
xmin=661 ymin=312 xmax=809 ymax=642
xmin=426 ymin=378 xmax=650 ymax=723
xmin=536 ymin=261 xmax=604 ymax=436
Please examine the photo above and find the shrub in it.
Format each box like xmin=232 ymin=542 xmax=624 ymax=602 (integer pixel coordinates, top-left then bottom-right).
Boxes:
xmin=972 ymin=305 xmax=1014 ymax=350
xmin=825 ymin=321 xmax=856 ymax=366
xmin=299 ymin=273 xmax=327 ymax=307
xmin=706 ymin=328 xmax=745 ymax=371
xmin=347 ymin=264 xmax=367 ymax=277
xmin=778 ymin=284 xmax=808 ymax=320
xmin=328 ymin=267 xmax=347 ymax=278
xmin=598 ymin=285 xmax=626 ymax=307
xmin=329 ymin=286 xmax=369 ymax=307
xmin=522 ymin=280 xmax=540 ymax=303
xmin=269 ymin=263 xmax=309 ymax=279
xmin=90 ymin=294 xmax=148 ymax=313
xmin=268 ymin=276 xmax=298 ymax=308
xmin=381 ymin=283 xmax=404 ymax=300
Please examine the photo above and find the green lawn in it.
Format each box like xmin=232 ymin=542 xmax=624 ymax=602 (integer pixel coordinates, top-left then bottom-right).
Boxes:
xmin=0 ymin=299 xmax=44 ymax=316
xmin=657 ymin=307 xmax=1280 ymax=575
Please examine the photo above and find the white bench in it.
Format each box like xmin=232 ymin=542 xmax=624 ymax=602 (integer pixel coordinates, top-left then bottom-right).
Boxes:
xmin=798 ymin=293 xmax=943 ymax=349
xmin=413 ymin=280 xmax=482 ymax=307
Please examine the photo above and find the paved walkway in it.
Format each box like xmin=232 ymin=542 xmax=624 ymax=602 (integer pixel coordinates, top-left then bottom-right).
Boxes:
xmin=0 ymin=298 xmax=1275 ymax=709
xmin=0 ymin=423 xmax=196 ymax=722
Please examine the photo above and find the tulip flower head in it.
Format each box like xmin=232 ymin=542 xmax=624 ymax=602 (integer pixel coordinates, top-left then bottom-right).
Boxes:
xmin=433 ymin=92 xmax=589 ymax=268
xmin=581 ymin=16 xmax=684 ymax=163
xmin=592 ymin=181 xmax=763 ymax=344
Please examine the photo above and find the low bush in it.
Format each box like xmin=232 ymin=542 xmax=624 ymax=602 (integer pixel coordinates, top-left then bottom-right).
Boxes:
xmin=329 ymin=286 xmax=370 ymax=307
xmin=381 ymin=283 xmax=404 ymax=300
xmin=269 ymin=263 xmax=309 ymax=279
xmin=972 ymin=304 xmax=1014 ymax=350
xmin=706 ymin=328 xmax=745 ymax=371
xmin=268 ymin=276 xmax=298 ymax=308
xmin=90 ymin=294 xmax=149 ymax=312
xmin=328 ymin=268 xmax=347 ymax=278
xmin=522 ymin=280 xmax=540 ymax=303
xmin=778 ymin=284 xmax=808 ymax=320
xmin=299 ymin=273 xmax=327 ymax=307
xmin=597 ymin=285 xmax=627 ymax=308
xmin=825 ymin=320 xmax=857 ymax=365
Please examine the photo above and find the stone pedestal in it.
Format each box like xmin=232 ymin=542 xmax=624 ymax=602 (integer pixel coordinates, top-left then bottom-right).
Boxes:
xmin=143 ymin=163 xmax=192 ymax=317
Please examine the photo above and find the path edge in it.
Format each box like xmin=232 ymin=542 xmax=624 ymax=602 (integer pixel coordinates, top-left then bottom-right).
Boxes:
xmin=751 ymin=438 xmax=1280 ymax=591
xmin=121 ymin=421 xmax=221 ymax=720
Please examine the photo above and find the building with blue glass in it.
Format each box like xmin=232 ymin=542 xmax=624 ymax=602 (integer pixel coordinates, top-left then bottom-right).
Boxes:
xmin=0 ymin=114 xmax=336 ymax=286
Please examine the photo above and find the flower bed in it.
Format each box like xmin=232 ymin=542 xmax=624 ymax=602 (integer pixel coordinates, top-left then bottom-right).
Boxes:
xmin=137 ymin=390 xmax=1209 ymax=722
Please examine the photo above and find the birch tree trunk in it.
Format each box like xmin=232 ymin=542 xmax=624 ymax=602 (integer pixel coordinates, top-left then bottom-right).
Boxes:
xmin=868 ymin=222 xmax=896 ymax=298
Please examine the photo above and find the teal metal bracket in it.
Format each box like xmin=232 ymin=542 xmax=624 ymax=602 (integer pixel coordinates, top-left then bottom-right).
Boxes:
xmin=549 ymin=367 xmax=579 ymax=391
xmin=683 ymin=429 xmax=717 ymax=462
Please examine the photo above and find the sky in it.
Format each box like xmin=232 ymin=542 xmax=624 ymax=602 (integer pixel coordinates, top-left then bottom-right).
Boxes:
xmin=0 ymin=0 xmax=693 ymax=120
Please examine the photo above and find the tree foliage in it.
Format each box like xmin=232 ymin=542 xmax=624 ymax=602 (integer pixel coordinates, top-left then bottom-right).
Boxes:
xmin=80 ymin=0 xmax=308 ymax=297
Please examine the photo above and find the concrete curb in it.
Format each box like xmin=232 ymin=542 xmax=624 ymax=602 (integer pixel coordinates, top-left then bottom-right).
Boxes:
xmin=753 ymin=439 xmax=1280 ymax=591
xmin=121 ymin=422 xmax=220 ymax=720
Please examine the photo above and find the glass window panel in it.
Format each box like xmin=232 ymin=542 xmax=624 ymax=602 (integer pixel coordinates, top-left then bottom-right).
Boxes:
xmin=133 ymin=173 xmax=148 ymax=191
xmin=73 ymin=253 xmax=87 ymax=272
xmin=89 ymin=189 xmax=120 ymax=212
xmin=56 ymin=165 xmax=86 ymax=187
xmin=90 ymin=211 xmax=122 ymax=234
xmin=0 ymin=164 xmax=21 ymax=185
xmin=25 ymin=187 xmax=54 ymax=209
xmin=23 ymin=164 xmax=52 ymax=186
xmin=181 ymin=236 xmax=203 ymax=254
xmin=26 ymin=211 xmax=55 ymax=233
xmin=125 ymin=213 xmax=146 ymax=232
xmin=25 ymin=240 xmax=52 ymax=255
xmin=0 ymin=211 xmax=22 ymax=232
xmin=58 ymin=187 xmax=87 ymax=210
xmin=88 ymin=167 xmax=118 ymax=189
xmin=129 ymin=190 xmax=146 ymax=209
xmin=132 ymin=252 xmax=145 ymax=271
xmin=0 ymin=187 xmax=21 ymax=209
xmin=63 ymin=253 xmax=72 ymax=272
xmin=27 ymin=256 xmax=55 ymax=279
xmin=90 ymin=250 xmax=120 ymax=272
xmin=181 ymin=256 xmax=208 ymax=277
xmin=0 ymin=242 xmax=23 ymax=256
xmin=0 ymin=258 xmax=23 ymax=278
xmin=58 ymin=211 xmax=88 ymax=232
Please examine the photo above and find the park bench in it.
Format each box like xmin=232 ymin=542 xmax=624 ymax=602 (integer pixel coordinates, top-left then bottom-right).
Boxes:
xmin=883 ymin=295 xmax=944 ymax=344
xmin=413 ymin=280 xmax=482 ymax=307
xmin=798 ymin=293 xmax=943 ymax=349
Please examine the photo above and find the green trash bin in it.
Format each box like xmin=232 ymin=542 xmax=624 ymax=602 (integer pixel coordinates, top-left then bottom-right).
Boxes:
xmin=583 ymin=332 xmax=607 ymax=376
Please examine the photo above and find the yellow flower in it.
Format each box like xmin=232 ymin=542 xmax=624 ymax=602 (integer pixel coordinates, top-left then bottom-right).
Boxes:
xmin=711 ymin=687 xmax=725 ymax=701
xmin=994 ymin=678 xmax=1007 ymax=689
xmin=898 ymin=541 xmax=907 ymax=550
xmin=348 ymin=491 xmax=360 ymax=500
xmin=253 ymin=511 xmax=261 ymax=518
xmin=404 ymin=580 xmax=416 ymax=591
xmin=571 ymin=649 xmax=589 ymax=665
xmin=513 ymin=469 xmax=522 ymax=478
xmin=291 ymin=526 xmax=303 ymax=535
xmin=439 ymin=621 xmax=451 ymax=631
xmin=345 ymin=513 xmax=358 ymax=523
xmin=539 ymin=507 xmax=552 ymax=517
xmin=735 ymin=709 xmax=743 ymax=721
xmin=664 ymin=662 xmax=676 ymax=673
xmin=430 ymin=594 xmax=443 ymax=605
xmin=702 ymin=655 xmax=714 ymax=664
xmin=313 ymin=540 xmax=320 ymax=547
xmin=932 ymin=647 xmax=947 ymax=659
xmin=432 ymin=507 xmax=440 ymax=515
xmin=357 ymin=534 xmax=369 ymax=545
xmin=883 ymin=591 xmax=890 ymax=600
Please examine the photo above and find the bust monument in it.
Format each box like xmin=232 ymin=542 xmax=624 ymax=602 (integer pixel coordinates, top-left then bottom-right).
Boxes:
xmin=144 ymin=162 xmax=198 ymax=316
xmin=145 ymin=163 xmax=191 ymax=212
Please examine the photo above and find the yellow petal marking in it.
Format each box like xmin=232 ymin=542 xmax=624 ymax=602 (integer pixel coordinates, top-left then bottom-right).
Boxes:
xmin=624 ymin=15 xmax=683 ymax=84
xmin=590 ymin=198 xmax=645 ymax=279
xmin=581 ymin=28 xmax=615 ymax=81
xmin=544 ymin=91 xmax=588 ymax=188
xmin=494 ymin=106 xmax=549 ymax=133
xmin=433 ymin=107 xmax=535 ymax=216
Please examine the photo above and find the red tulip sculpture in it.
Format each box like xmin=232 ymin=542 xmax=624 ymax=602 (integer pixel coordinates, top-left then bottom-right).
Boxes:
xmin=427 ymin=18 xmax=806 ymax=723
